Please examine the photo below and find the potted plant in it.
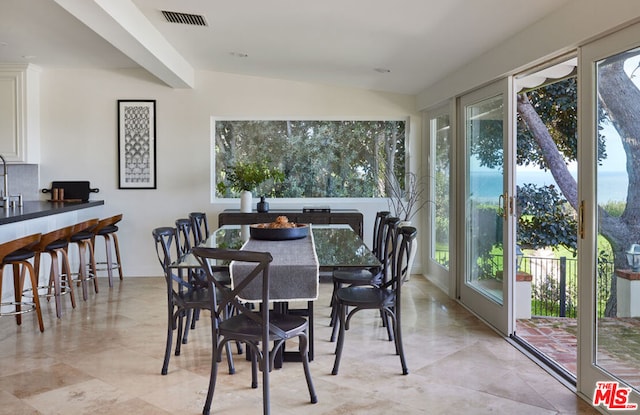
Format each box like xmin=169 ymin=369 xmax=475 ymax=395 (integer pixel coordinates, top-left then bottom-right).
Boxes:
xmin=217 ymin=161 xmax=284 ymax=212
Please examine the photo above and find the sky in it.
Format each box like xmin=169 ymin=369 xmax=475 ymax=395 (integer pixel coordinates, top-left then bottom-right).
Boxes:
xmin=599 ymin=122 xmax=627 ymax=173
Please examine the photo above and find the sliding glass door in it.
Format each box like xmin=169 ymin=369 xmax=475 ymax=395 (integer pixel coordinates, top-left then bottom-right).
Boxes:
xmin=579 ymin=22 xmax=640 ymax=409
xmin=458 ymin=80 xmax=515 ymax=336
xmin=425 ymin=104 xmax=454 ymax=294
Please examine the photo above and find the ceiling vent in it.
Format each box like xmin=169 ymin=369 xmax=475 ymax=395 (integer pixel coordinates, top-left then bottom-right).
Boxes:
xmin=161 ymin=10 xmax=208 ymax=26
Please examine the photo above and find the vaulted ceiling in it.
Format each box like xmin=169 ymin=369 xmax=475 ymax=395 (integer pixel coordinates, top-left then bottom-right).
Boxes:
xmin=0 ymin=0 xmax=572 ymax=94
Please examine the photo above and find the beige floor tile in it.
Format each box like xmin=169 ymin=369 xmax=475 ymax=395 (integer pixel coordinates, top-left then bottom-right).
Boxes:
xmin=0 ymin=362 xmax=92 ymax=399
xmin=0 ymin=276 xmax=600 ymax=414
xmin=0 ymin=390 xmax=42 ymax=414
xmin=24 ymin=378 xmax=136 ymax=414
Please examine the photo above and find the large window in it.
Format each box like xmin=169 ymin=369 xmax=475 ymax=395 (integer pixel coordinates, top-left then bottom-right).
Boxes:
xmin=214 ymin=120 xmax=407 ymax=198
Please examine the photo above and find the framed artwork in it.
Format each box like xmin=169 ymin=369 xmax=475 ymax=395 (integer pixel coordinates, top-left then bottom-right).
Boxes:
xmin=118 ymin=100 xmax=156 ymax=189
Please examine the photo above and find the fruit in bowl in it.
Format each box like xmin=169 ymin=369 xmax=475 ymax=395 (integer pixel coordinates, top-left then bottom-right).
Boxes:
xmin=250 ymin=216 xmax=309 ymax=240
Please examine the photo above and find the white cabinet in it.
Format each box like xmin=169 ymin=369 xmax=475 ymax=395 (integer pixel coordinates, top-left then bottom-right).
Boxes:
xmin=0 ymin=64 xmax=40 ymax=163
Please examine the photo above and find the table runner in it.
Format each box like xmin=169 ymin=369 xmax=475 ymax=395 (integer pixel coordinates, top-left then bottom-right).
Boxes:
xmin=230 ymin=228 xmax=319 ymax=302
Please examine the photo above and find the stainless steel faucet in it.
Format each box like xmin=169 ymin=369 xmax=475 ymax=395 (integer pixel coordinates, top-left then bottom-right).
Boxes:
xmin=0 ymin=154 xmax=7 ymax=208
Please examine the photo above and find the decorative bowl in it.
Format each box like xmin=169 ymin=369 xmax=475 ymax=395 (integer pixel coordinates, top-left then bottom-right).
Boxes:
xmin=249 ymin=223 xmax=309 ymax=240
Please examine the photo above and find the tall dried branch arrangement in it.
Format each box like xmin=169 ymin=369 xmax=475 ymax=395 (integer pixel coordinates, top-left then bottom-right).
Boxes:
xmin=384 ymin=169 xmax=431 ymax=222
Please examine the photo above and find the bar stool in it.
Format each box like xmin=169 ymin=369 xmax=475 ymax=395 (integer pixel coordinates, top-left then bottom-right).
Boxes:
xmin=30 ymin=226 xmax=76 ymax=318
xmin=92 ymin=214 xmax=124 ymax=287
xmin=0 ymin=233 xmax=45 ymax=332
xmin=68 ymin=218 xmax=99 ymax=301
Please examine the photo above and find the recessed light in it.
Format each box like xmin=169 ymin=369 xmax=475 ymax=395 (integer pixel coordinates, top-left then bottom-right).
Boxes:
xmin=230 ymin=52 xmax=249 ymax=58
xmin=374 ymin=67 xmax=391 ymax=73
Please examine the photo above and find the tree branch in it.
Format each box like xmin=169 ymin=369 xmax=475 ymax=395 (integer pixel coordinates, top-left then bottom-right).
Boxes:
xmin=517 ymin=93 xmax=579 ymax=210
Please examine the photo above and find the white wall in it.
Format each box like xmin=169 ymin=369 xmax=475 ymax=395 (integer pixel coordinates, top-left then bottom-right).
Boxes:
xmin=417 ymin=0 xmax=640 ymax=110
xmin=38 ymin=68 xmax=420 ymax=276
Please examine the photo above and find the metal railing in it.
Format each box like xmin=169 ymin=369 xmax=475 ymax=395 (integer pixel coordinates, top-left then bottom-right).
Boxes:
xmin=434 ymin=250 xmax=614 ymax=318
xmin=506 ymin=253 xmax=612 ymax=319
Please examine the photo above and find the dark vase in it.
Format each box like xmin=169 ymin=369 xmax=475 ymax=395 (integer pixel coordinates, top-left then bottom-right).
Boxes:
xmin=257 ymin=196 xmax=269 ymax=212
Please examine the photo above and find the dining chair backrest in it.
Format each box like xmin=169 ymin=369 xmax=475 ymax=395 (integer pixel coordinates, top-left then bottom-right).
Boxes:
xmin=175 ymin=218 xmax=194 ymax=256
xmin=152 ymin=226 xmax=196 ymax=292
xmin=152 ymin=227 xmax=178 ymax=271
xmin=189 ymin=212 xmax=210 ymax=246
xmin=380 ymin=216 xmax=400 ymax=283
xmin=193 ymin=247 xmax=272 ymax=323
xmin=390 ymin=226 xmax=417 ymax=295
xmin=371 ymin=211 xmax=390 ymax=261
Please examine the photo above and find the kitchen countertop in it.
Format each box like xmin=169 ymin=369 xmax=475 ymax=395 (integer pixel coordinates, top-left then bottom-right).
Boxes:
xmin=0 ymin=200 xmax=104 ymax=225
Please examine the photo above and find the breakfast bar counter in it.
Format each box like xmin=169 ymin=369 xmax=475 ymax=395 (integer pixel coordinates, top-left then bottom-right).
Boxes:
xmin=0 ymin=200 xmax=104 ymax=226
xmin=0 ymin=200 xmax=104 ymax=244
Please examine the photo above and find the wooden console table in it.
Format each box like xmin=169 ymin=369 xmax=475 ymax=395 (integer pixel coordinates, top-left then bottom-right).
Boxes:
xmin=218 ymin=209 xmax=363 ymax=237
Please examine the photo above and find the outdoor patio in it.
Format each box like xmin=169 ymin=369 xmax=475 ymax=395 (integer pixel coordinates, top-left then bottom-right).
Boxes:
xmin=516 ymin=317 xmax=640 ymax=388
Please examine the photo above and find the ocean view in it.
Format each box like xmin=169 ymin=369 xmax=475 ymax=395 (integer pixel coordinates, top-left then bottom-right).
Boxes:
xmin=470 ymin=170 xmax=628 ymax=203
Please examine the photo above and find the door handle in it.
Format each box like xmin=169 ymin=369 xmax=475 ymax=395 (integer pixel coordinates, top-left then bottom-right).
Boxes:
xmin=498 ymin=192 xmax=508 ymax=219
xmin=579 ymin=200 xmax=585 ymax=239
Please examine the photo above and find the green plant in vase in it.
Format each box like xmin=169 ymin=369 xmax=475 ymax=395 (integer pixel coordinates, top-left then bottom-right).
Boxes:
xmin=217 ymin=161 xmax=284 ymax=212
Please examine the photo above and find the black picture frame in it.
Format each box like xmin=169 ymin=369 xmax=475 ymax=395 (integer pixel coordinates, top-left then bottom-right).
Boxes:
xmin=117 ymin=100 xmax=156 ymax=189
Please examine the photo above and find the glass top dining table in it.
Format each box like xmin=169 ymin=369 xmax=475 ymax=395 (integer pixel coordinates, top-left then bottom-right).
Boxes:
xmin=173 ymin=224 xmax=381 ymax=271
xmin=170 ymin=223 xmax=379 ymax=365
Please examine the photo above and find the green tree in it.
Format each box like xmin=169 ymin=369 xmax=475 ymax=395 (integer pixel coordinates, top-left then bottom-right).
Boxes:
xmin=471 ymin=79 xmax=582 ymax=252
xmin=516 ymin=183 xmax=577 ymax=252
xmin=215 ymin=120 xmax=406 ymax=198
xmin=515 ymin=54 xmax=640 ymax=317
xmin=473 ymin=57 xmax=640 ymax=317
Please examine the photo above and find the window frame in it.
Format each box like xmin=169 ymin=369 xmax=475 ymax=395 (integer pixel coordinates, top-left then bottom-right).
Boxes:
xmin=424 ymin=102 xmax=456 ymax=295
xmin=211 ymin=116 xmax=412 ymax=202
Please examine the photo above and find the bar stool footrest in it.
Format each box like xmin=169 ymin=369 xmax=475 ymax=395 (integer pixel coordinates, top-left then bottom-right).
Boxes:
xmin=70 ymin=271 xmax=97 ymax=281
xmin=23 ymin=282 xmax=73 ymax=299
xmin=0 ymin=301 xmax=37 ymax=316
xmin=95 ymin=261 xmax=121 ymax=272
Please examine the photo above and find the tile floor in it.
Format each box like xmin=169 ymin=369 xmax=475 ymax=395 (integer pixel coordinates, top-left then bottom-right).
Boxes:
xmin=0 ymin=276 xmax=600 ymax=414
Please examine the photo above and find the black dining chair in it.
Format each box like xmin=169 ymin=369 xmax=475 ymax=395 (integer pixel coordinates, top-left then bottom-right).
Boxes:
xmin=331 ymin=225 xmax=417 ymax=376
xmin=152 ymin=227 xmax=234 ymax=376
xmin=175 ymin=217 xmax=207 ymax=339
xmin=175 ymin=218 xmax=195 ymax=258
xmin=193 ymin=246 xmax=318 ymax=415
xmin=180 ymin=214 xmax=244 ymax=354
xmin=329 ymin=212 xmax=396 ymax=341
xmin=189 ymin=212 xmax=210 ymax=246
